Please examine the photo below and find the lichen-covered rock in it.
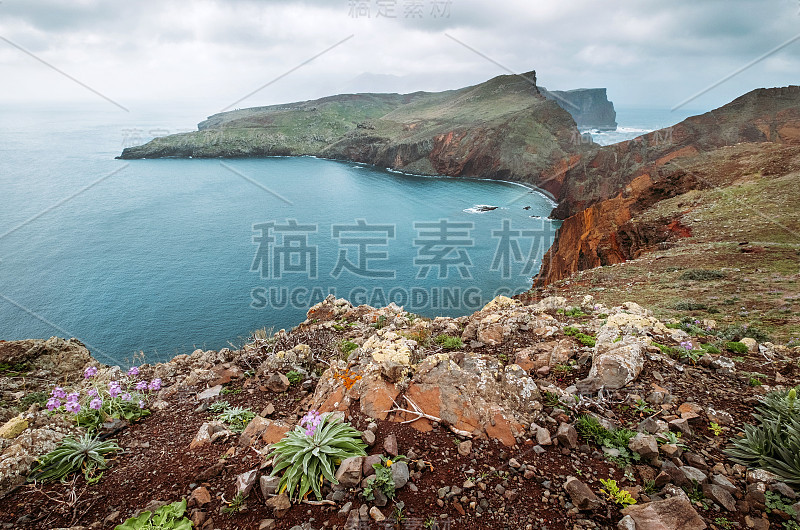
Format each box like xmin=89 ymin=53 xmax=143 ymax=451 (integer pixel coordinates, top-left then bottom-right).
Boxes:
xmin=0 ymin=412 xmax=78 ymax=496
xmin=311 ymin=348 xmax=540 ymax=446
xmin=580 ymin=337 xmax=647 ymax=391
xmin=0 ymin=416 xmax=28 ymax=440
xmin=481 ymin=295 xmax=521 ymax=312
xmin=360 ymin=330 xmax=417 ymax=365
xmin=514 ymin=339 xmax=575 ymax=372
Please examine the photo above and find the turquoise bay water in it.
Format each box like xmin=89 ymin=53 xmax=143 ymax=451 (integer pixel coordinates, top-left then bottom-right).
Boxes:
xmin=0 ymin=105 xmax=558 ymax=365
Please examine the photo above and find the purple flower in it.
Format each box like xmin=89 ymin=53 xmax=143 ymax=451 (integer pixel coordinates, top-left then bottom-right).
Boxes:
xmin=65 ymin=401 xmax=81 ymax=414
xmin=680 ymin=341 xmax=694 ymax=351
xmin=135 ymin=381 xmax=147 ymax=391
xmin=148 ymin=378 xmax=162 ymax=391
xmin=300 ymin=410 xmax=323 ymax=437
xmin=127 ymin=366 xmax=140 ymax=376
xmin=89 ymin=398 xmax=102 ymax=410
xmin=108 ymin=381 xmax=122 ymax=398
xmin=84 ymin=366 xmax=98 ymax=379
xmin=121 ymin=392 xmax=132 ymax=402
xmin=52 ymin=387 xmax=66 ymax=399
xmin=138 ymin=400 xmax=146 ymax=409
xmin=87 ymin=388 xmax=98 ymax=398
xmin=46 ymin=397 xmax=61 ymax=411
xmin=66 ymin=392 xmax=80 ymax=403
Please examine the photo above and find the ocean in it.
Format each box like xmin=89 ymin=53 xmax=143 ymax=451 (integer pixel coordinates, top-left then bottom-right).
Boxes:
xmin=586 ymin=107 xmax=702 ymax=146
xmin=0 ymin=104 xmax=561 ymax=365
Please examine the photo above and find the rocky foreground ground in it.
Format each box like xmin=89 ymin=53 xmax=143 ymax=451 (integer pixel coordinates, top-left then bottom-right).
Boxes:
xmin=2 ymin=293 xmax=799 ymax=530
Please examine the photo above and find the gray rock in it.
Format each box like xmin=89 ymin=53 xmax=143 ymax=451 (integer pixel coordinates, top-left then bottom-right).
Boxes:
xmin=338 ymin=502 xmax=352 ymax=518
xmin=668 ymin=418 xmax=693 ymax=436
xmin=369 ymin=506 xmax=385 ymax=522
xmin=770 ymin=481 xmax=797 ymax=499
xmin=534 ymin=425 xmax=552 ymax=446
xmin=361 ymin=430 xmax=376 ymax=446
xmin=702 ymin=484 xmax=736 ymax=511
xmin=391 ymin=461 xmax=409 ymax=489
xmin=680 ymin=466 xmax=708 ymax=485
xmin=265 ymin=373 xmax=290 ymax=393
xmin=345 ymin=509 xmax=361 ymax=530
xmin=711 ymin=474 xmax=737 ymax=493
xmin=458 ymin=440 xmax=472 ymax=456
xmin=584 ymin=339 xmax=646 ymax=389
xmin=618 ymin=514 xmax=636 ymax=530
xmin=383 ymin=434 xmax=399 ymax=456
xmin=373 ymin=488 xmax=388 ymax=507
xmin=335 ymin=456 xmax=364 ymax=487
xmin=556 ymin=422 xmax=578 ymax=449
xmin=264 ymin=493 xmax=291 ymax=518
xmin=638 ymin=417 xmax=668 ymax=435
xmin=564 ymin=476 xmax=603 ymax=511
xmin=660 ymin=443 xmax=683 ymax=459
xmin=260 ymin=475 xmax=280 ymax=498
xmin=629 ymin=433 xmax=659 ymax=459
xmin=711 ymin=356 xmax=735 ymax=374
xmin=197 ymin=385 xmax=223 ymax=400
xmin=235 ymin=469 xmax=258 ymax=496
xmin=362 ymin=454 xmax=382 ymax=477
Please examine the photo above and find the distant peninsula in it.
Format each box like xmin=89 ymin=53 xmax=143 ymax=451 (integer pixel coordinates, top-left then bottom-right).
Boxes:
xmin=118 ymin=71 xmax=606 ymax=195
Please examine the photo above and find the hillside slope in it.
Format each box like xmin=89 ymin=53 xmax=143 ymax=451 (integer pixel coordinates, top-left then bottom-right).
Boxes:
xmin=534 ymin=86 xmax=800 ymax=288
xmin=118 ymin=71 xmax=588 ymax=190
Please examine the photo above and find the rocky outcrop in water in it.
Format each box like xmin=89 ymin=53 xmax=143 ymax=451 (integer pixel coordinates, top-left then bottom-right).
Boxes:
xmin=541 ymin=88 xmax=617 ymax=130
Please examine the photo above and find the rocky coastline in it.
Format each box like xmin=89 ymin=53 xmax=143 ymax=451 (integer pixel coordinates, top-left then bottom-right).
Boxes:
xmin=2 ymin=292 xmax=800 ymax=529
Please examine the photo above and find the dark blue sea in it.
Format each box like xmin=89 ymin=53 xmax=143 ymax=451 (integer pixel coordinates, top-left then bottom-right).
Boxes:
xmin=0 ymin=104 xmax=560 ymax=365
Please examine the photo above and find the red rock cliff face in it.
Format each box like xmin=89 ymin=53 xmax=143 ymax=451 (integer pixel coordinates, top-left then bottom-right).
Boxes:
xmin=536 ymin=86 xmax=800 ymax=287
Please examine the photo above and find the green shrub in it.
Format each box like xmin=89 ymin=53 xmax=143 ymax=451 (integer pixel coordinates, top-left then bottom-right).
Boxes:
xmin=215 ymin=406 xmax=255 ymax=433
xmin=434 ymin=334 xmax=463 ymax=350
xmin=725 ymin=341 xmax=749 ymax=354
xmin=718 ymin=324 xmax=772 ymax=343
xmin=363 ymin=456 xmax=406 ymax=501
xmin=29 ymin=432 xmax=120 ymax=483
xmin=575 ymin=414 xmax=639 ymax=465
xmin=726 ymin=387 xmax=800 ymax=487
xmin=599 ymin=478 xmax=637 ymax=506
xmin=680 ymin=269 xmax=726 ymax=281
xmin=558 ymin=307 xmax=587 ymax=318
xmin=674 ymin=301 xmax=709 ymax=311
xmin=700 ymin=343 xmax=721 ymax=354
xmin=286 ymin=371 xmax=302 ymax=385
xmin=564 ymin=326 xmax=597 ymax=347
xmin=339 ymin=340 xmax=359 ymax=355
xmin=115 ymin=499 xmax=192 ymax=530
xmin=18 ymin=391 xmax=49 ymax=409
xmin=267 ymin=411 xmax=366 ymax=501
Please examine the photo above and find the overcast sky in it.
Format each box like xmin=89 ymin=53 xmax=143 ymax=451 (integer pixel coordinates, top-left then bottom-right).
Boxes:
xmin=1 ymin=0 xmax=799 ymax=117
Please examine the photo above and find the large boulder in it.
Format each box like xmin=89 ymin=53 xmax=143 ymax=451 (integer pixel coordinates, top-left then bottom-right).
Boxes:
xmin=311 ymin=349 xmax=541 ymax=446
xmin=621 ymin=496 xmax=707 ymax=530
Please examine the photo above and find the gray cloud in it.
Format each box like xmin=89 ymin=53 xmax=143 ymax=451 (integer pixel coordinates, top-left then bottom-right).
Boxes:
xmin=0 ymin=0 xmax=797 ymax=115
